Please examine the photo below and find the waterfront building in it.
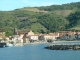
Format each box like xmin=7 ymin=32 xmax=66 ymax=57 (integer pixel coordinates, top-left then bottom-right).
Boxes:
xmin=26 ymin=31 xmax=39 ymax=42
xmin=43 ymin=33 xmax=59 ymax=41
xmin=12 ymin=34 xmax=24 ymax=46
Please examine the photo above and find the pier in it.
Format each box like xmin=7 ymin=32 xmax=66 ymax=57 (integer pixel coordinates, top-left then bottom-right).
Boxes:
xmin=45 ymin=44 xmax=80 ymax=50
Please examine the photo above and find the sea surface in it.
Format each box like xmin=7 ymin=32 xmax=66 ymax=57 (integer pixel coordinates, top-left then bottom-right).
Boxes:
xmin=0 ymin=41 xmax=80 ymax=60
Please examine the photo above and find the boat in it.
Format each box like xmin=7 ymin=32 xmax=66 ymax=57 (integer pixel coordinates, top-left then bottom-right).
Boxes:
xmin=0 ymin=43 xmax=7 ymax=48
xmin=7 ymin=43 xmax=14 ymax=47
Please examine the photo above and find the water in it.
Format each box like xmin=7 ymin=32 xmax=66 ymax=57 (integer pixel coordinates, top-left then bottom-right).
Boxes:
xmin=0 ymin=41 xmax=80 ymax=60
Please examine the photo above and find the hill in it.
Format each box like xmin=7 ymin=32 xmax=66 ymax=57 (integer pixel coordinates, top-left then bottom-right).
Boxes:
xmin=37 ymin=2 xmax=80 ymax=11
xmin=54 ymin=10 xmax=72 ymax=16
xmin=0 ymin=2 xmax=80 ymax=36
xmin=20 ymin=7 xmax=48 ymax=13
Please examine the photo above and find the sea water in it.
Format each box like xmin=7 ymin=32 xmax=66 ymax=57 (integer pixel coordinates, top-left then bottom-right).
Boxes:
xmin=0 ymin=41 xmax=80 ymax=60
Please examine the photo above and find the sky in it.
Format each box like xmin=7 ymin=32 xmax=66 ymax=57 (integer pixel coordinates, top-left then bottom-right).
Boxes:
xmin=0 ymin=0 xmax=80 ymax=11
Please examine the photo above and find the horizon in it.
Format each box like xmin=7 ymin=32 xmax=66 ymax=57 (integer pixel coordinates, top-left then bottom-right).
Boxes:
xmin=0 ymin=0 xmax=80 ymax=11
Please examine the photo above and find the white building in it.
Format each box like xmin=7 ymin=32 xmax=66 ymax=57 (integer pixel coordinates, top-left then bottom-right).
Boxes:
xmin=44 ymin=33 xmax=59 ymax=40
xmin=12 ymin=35 xmax=23 ymax=46
xmin=29 ymin=35 xmax=39 ymax=41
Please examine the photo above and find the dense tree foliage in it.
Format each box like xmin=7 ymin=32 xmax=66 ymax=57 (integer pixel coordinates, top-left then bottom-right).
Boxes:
xmin=38 ymin=13 xmax=69 ymax=32
xmin=0 ymin=11 xmax=19 ymax=34
xmin=67 ymin=10 xmax=80 ymax=28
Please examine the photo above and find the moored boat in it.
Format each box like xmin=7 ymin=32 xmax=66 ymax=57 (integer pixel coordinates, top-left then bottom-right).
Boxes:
xmin=0 ymin=43 xmax=7 ymax=48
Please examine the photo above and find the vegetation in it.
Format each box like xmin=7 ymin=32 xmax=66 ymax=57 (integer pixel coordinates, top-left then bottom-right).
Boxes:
xmin=38 ymin=13 xmax=69 ymax=32
xmin=67 ymin=10 xmax=80 ymax=30
xmin=37 ymin=2 xmax=80 ymax=11
xmin=0 ymin=2 xmax=80 ymax=36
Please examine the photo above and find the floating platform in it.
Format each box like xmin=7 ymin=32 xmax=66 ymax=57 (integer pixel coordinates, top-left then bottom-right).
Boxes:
xmin=45 ymin=44 xmax=80 ymax=50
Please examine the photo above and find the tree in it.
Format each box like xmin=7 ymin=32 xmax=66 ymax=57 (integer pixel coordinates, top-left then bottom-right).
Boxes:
xmin=6 ymin=30 xmax=13 ymax=36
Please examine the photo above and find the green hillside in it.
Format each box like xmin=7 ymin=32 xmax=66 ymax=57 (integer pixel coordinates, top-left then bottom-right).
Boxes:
xmin=54 ymin=10 xmax=72 ymax=16
xmin=20 ymin=7 xmax=48 ymax=13
xmin=70 ymin=25 xmax=80 ymax=31
xmin=0 ymin=2 xmax=80 ymax=36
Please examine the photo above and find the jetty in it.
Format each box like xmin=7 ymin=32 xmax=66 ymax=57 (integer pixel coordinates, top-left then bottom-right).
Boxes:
xmin=45 ymin=44 xmax=80 ymax=50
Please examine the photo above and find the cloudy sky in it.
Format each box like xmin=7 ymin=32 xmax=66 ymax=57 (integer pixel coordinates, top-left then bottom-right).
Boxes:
xmin=0 ymin=0 xmax=80 ymax=11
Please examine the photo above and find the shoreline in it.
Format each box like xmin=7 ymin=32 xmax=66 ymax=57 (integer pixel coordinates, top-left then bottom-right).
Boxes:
xmin=53 ymin=40 xmax=80 ymax=42
xmin=6 ymin=40 xmax=80 ymax=47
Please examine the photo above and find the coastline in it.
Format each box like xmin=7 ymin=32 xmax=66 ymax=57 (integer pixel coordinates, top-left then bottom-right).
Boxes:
xmin=6 ymin=40 xmax=80 ymax=47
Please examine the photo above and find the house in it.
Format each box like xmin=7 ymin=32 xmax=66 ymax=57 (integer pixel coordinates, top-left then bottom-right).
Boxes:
xmin=12 ymin=34 xmax=23 ymax=46
xmin=43 ymin=33 xmax=59 ymax=41
xmin=26 ymin=31 xmax=39 ymax=42
xmin=28 ymin=35 xmax=39 ymax=42
xmin=21 ymin=30 xmax=37 ymax=43
xmin=58 ymin=31 xmax=80 ymax=40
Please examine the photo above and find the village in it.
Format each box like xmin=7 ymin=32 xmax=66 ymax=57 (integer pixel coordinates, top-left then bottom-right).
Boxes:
xmin=0 ymin=28 xmax=80 ymax=47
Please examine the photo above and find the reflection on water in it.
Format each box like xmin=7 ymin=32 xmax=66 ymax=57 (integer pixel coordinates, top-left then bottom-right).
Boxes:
xmin=0 ymin=42 xmax=80 ymax=60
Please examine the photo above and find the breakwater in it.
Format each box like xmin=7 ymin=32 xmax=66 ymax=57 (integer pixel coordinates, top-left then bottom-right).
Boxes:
xmin=45 ymin=44 xmax=80 ymax=50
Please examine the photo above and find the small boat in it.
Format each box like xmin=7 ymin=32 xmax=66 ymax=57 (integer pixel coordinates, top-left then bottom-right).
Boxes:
xmin=7 ymin=43 xmax=14 ymax=47
xmin=0 ymin=43 xmax=7 ymax=48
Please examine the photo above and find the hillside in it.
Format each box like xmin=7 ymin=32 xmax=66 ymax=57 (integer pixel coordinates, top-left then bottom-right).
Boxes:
xmin=37 ymin=2 xmax=80 ymax=11
xmin=54 ymin=10 xmax=72 ymax=16
xmin=0 ymin=2 xmax=80 ymax=36
xmin=20 ymin=7 xmax=48 ymax=13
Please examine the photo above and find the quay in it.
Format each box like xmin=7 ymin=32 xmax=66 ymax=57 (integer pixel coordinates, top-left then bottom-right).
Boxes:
xmin=45 ymin=44 xmax=80 ymax=50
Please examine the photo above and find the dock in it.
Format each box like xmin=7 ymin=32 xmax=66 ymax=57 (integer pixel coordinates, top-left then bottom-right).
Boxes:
xmin=45 ymin=44 xmax=80 ymax=50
